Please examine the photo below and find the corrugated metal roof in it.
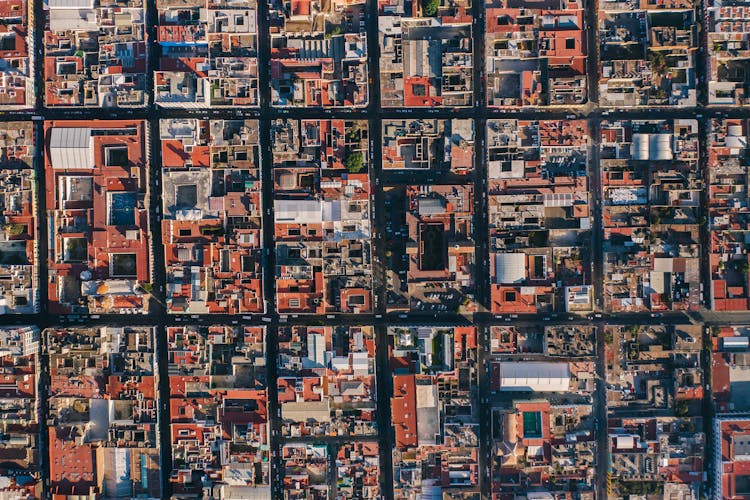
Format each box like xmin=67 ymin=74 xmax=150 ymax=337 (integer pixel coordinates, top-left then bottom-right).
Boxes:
xmin=497 ymin=362 xmax=570 ymax=392
xmin=274 ymin=199 xmax=322 ymax=223
xmin=48 ymin=0 xmax=95 ymax=9
xmin=495 ymin=253 xmax=526 ymax=284
xmin=49 ymin=127 xmax=93 ymax=169
xmin=418 ymin=197 xmax=445 ymax=216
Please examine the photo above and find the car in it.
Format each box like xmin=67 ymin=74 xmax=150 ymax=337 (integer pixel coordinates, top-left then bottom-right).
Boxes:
xmin=650 ymin=313 xmax=662 ymax=318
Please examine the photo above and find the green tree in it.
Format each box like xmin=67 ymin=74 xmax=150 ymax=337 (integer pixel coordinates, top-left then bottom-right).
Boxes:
xmin=674 ymin=399 xmax=689 ymax=417
xmin=3 ymin=223 xmax=24 ymax=237
xmin=421 ymin=0 xmax=440 ymax=16
xmin=345 ymin=124 xmax=361 ymax=143
xmin=344 ymin=151 xmax=364 ymax=173
xmin=648 ymin=50 xmax=667 ymax=71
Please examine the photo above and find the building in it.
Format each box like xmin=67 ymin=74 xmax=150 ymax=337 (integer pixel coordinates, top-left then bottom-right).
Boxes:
xmin=486 ymin=0 xmax=587 ymax=108
xmin=336 ymin=442 xmax=380 ymax=499
xmin=385 ymin=184 xmax=476 ymax=313
xmin=0 ymin=326 xmax=41 ymax=499
xmin=714 ymin=417 xmax=750 ymax=500
xmin=707 ymin=0 xmax=750 ymax=106
xmin=378 ymin=0 xmax=473 ymax=107
xmin=281 ymin=443 xmax=329 ymax=499
xmin=389 ymin=326 xmax=479 ymax=497
xmin=167 ymin=325 xmax=270 ymax=498
xmin=491 ymin=400 xmax=595 ymax=498
xmin=382 ymin=119 xmax=475 ymax=174
xmin=601 ymin=120 xmax=701 ymax=312
xmin=599 ymin=0 xmax=697 ymax=107
xmin=495 ymin=362 xmax=571 ymax=392
xmin=277 ymin=326 xmax=377 ymax=438
xmin=269 ymin=0 xmax=367 ymax=108
xmin=608 ymin=416 xmax=704 ymax=496
xmin=46 ymin=326 xmax=160 ymax=498
xmin=709 ymin=119 xmax=750 ymax=310
xmin=272 ymin=119 xmax=373 ymax=314
xmin=0 ymin=122 xmax=37 ymax=313
xmin=606 ymin=324 xmax=703 ymax=412
xmin=156 ymin=0 xmax=258 ymax=108
xmin=45 ymin=0 xmax=147 ymax=107
xmin=488 ymin=120 xmax=591 ymax=314
xmin=45 ymin=120 xmax=150 ymax=314
xmin=0 ymin=0 xmax=32 ymax=108
xmin=161 ymin=119 xmax=264 ymax=314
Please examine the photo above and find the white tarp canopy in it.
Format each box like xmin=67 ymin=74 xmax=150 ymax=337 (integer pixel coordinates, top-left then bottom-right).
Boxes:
xmin=48 ymin=0 xmax=95 ymax=7
xmin=632 ymin=133 xmax=673 ymax=161
xmin=321 ymin=200 xmax=341 ymax=222
xmin=723 ymin=336 xmax=749 ymax=349
xmin=274 ymin=199 xmax=322 ymax=223
xmin=497 ymin=362 xmax=570 ymax=392
xmin=495 ymin=253 xmax=526 ymax=284
xmin=49 ymin=8 xmax=98 ymax=31
xmin=281 ymin=401 xmax=331 ymax=422
xmin=615 ymin=435 xmax=636 ymax=449
xmin=50 ymin=127 xmax=94 ymax=169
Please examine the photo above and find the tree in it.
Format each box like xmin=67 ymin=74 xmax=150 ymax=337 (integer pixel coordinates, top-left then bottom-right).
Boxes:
xmin=344 ymin=151 xmax=364 ymax=173
xmin=421 ymin=0 xmax=440 ymax=16
xmin=675 ymin=399 xmax=689 ymax=417
xmin=326 ymin=25 xmax=342 ymax=38
xmin=604 ymin=330 xmax=614 ymax=345
xmin=3 ymin=223 xmax=24 ymax=237
xmin=345 ymin=124 xmax=361 ymax=143
xmin=648 ymin=50 xmax=667 ymax=72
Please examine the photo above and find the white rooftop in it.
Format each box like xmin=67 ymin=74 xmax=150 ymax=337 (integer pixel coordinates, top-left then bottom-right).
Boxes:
xmin=49 ymin=127 xmax=94 ymax=169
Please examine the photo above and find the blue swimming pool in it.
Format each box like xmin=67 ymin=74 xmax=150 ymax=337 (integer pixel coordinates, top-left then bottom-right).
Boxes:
xmin=109 ymin=192 xmax=136 ymax=226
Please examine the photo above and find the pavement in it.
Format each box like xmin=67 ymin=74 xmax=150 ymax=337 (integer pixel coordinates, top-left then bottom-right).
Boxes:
xmin=8 ymin=0 xmax=750 ymax=497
